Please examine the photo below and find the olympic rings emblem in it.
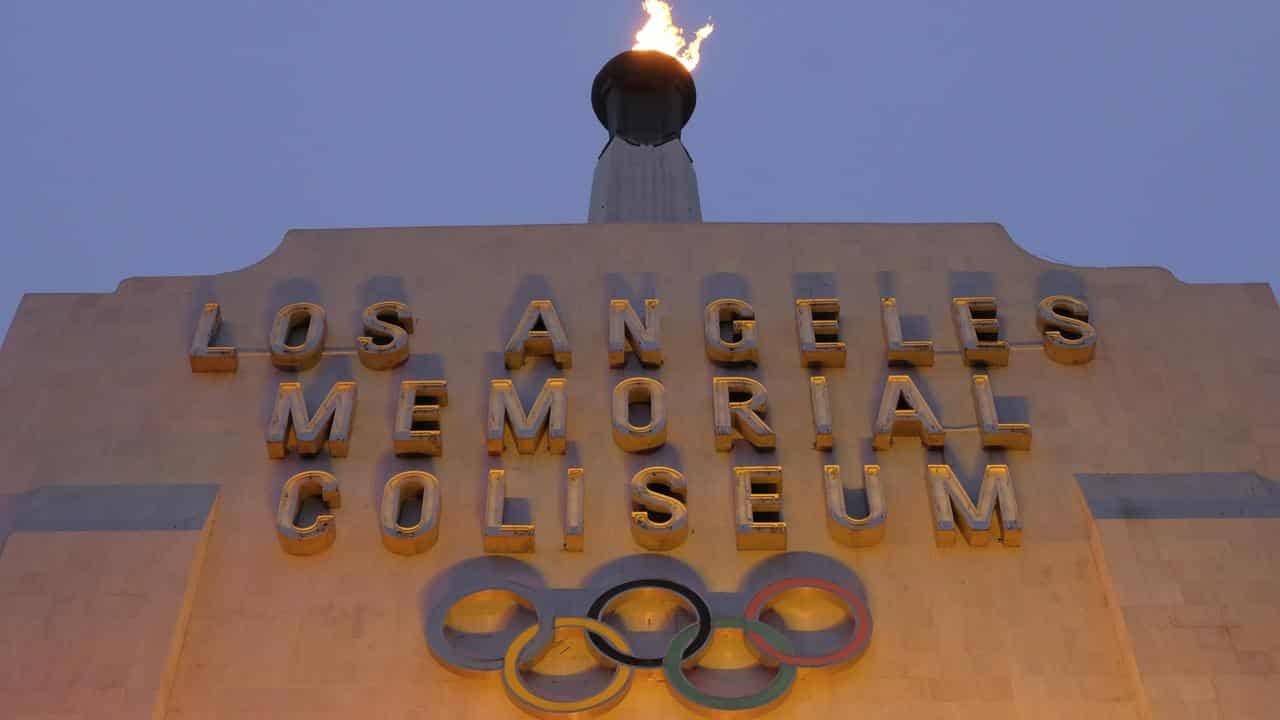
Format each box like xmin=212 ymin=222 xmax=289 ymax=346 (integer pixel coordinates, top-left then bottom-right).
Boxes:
xmin=426 ymin=554 xmax=872 ymax=716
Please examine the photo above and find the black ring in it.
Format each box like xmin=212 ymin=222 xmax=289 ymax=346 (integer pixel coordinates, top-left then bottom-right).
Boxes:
xmin=585 ymin=578 xmax=712 ymax=668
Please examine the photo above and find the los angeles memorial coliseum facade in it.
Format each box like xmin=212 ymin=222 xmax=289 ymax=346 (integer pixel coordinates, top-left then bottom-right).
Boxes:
xmin=1 ymin=51 xmax=1278 ymax=719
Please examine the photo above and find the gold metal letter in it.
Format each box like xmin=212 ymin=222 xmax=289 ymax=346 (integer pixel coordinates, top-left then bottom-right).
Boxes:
xmin=972 ymin=374 xmax=1031 ymax=449
xmin=927 ymin=464 xmax=1022 ymax=547
xmin=564 ymin=467 xmax=584 ymax=552
xmin=1037 ymin=295 xmax=1097 ymax=365
xmin=734 ymin=466 xmax=786 ymax=550
xmin=269 ymin=302 xmax=326 ymax=371
xmin=795 ymin=298 xmax=846 ymax=367
xmin=704 ymin=298 xmax=759 ymax=364
xmin=809 ymin=376 xmax=834 ymax=450
xmin=609 ymin=298 xmax=662 ymax=367
xmin=189 ymin=303 xmax=237 ymax=372
xmin=872 ymin=375 xmax=945 ymax=450
xmin=611 ymin=377 xmax=667 ymax=452
xmin=393 ymin=380 xmax=447 ymax=456
xmin=486 ymin=378 xmax=567 ymax=455
xmin=483 ymin=469 xmax=534 ymax=553
xmin=505 ymin=300 xmax=571 ymax=369
xmin=276 ymin=471 xmax=340 ymax=556
xmin=266 ymin=381 xmax=357 ymax=458
xmin=951 ymin=297 xmax=1009 ymax=366
xmin=379 ymin=471 xmax=440 ymax=556
xmin=824 ymin=465 xmax=886 ymax=547
xmin=357 ymin=301 xmax=413 ymax=370
xmin=881 ymin=297 xmax=934 ymax=366
xmin=629 ymin=466 xmax=689 ymax=551
xmin=712 ymin=377 xmax=777 ymax=451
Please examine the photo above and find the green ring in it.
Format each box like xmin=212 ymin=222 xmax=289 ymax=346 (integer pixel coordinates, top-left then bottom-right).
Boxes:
xmin=662 ymin=617 xmax=797 ymax=711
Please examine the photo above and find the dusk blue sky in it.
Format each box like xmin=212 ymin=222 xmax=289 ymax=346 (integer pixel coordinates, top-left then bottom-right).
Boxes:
xmin=2 ymin=2 xmax=1276 ymax=339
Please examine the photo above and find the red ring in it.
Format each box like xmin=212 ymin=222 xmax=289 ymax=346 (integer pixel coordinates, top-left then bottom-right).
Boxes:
xmin=742 ymin=577 xmax=872 ymax=667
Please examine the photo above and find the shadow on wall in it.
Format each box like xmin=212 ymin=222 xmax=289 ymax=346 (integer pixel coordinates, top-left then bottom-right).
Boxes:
xmin=1036 ymin=269 xmax=1087 ymax=302
xmin=700 ymin=272 xmax=751 ymax=305
xmin=877 ymin=271 xmax=932 ymax=340
xmin=791 ymin=272 xmax=837 ymax=299
xmin=949 ymin=271 xmax=995 ymax=298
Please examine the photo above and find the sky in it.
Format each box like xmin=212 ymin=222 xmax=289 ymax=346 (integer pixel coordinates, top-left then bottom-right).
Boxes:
xmin=1 ymin=1 xmax=1277 ymax=339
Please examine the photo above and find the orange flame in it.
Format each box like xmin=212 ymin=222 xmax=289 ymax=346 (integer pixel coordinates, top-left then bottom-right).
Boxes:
xmin=632 ymin=1 xmax=714 ymax=72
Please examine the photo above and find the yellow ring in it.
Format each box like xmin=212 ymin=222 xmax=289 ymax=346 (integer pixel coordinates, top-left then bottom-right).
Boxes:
xmin=502 ymin=617 xmax=634 ymax=716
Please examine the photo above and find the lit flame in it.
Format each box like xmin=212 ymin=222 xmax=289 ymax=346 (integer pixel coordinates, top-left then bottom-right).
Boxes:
xmin=632 ymin=0 xmax=714 ymax=72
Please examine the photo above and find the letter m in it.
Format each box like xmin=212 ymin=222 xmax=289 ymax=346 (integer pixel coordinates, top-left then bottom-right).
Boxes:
xmin=267 ymin=382 xmax=357 ymax=458
xmin=487 ymin=378 xmax=566 ymax=455
xmin=927 ymin=464 xmax=1022 ymax=547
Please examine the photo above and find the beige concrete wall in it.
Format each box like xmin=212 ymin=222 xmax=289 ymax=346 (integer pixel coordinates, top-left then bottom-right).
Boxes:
xmin=0 ymin=519 xmax=215 ymax=719
xmin=1092 ymin=518 xmax=1280 ymax=719
xmin=0 ymin=223 xmax=1276 ymax=718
